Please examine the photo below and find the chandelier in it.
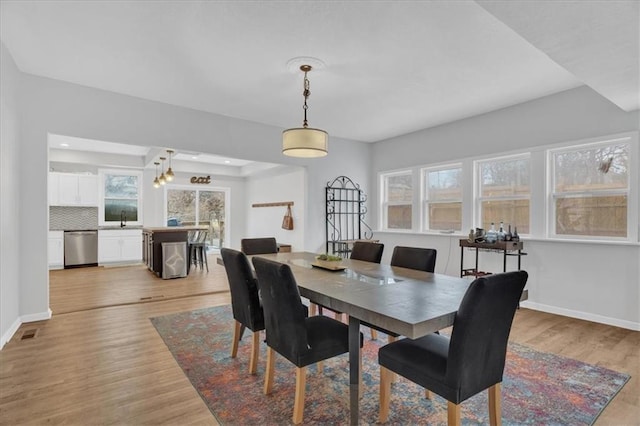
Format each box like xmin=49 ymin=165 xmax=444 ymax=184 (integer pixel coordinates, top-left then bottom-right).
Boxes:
xmin=282 ymin=65 xmax=328 ymax=158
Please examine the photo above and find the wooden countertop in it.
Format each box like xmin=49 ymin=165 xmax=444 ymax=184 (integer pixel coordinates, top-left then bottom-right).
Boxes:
xmin=142 ymin=226 xmax=207 ymax=233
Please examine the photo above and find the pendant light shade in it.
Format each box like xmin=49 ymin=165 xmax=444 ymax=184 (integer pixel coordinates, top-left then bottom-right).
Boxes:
xmin=282 ymin=64 xmax=328 ymax=158
xmin=282 ymin=127 xmax=328 ymax=158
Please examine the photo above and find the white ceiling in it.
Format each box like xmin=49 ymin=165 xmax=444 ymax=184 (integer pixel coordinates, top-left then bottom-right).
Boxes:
xmin=2 ymin=0 xmax=638 ymax=149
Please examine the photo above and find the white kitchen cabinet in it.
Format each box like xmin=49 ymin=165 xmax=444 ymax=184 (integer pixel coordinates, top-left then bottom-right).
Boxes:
xmin=50 ymin=173 xmax=98 ymax=206
xmin=48 ymin=231 xmax=64 ymax=269
xmin=48 ymin=173 xmax=60 ymax=205
xmin=98 ymin=229 xmax=142 ymax=264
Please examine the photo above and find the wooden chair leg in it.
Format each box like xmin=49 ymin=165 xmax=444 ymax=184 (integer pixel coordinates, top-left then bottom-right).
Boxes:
xmin=447 ymin=401 xmax=461 ymax=426
xmin=379 ymin=366 xmax=392 ymax=423
xmin=249 ymin=330 xmax=260 ymax=374
xmin=293 ymin=366 xmax=307 ymax=424
xmin=386 ymin=335 xmax=398 ymax=382
xmin=264 ymin=346 xmax=275 ymax=395
xmin=317 ymin=361 xmax=323 ymax=374
xmin=231 ymin=320 xmax=241 ymax=358
xmin=309 ymin=303 xmax=318 ymax=316
xmin=424 ymin=389 xmax=432 ymax=399
xmin=370 ymin=328 xmax=378 ymax=340
xmin=488 ymin=383 xmax=502 ymax=426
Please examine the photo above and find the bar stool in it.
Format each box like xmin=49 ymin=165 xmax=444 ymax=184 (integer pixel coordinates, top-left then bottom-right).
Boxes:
xmin=189 ymin=230 xmax=209 ymax=272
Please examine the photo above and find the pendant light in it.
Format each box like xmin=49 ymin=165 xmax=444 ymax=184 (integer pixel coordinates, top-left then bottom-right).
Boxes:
xmin=282 ymin=64 xmax=328 ymax=158
xmin=165 ymin=149 xmax=175 ymax=181
xmin=153 ymin=162 xmax=161 ymax=188
xmin=158 ymin=157 xmax=166 ymax=185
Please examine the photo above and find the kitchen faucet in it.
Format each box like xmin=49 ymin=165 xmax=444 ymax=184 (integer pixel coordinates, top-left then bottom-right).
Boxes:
xmin=120 ymin=210 xmax=127 ymax=228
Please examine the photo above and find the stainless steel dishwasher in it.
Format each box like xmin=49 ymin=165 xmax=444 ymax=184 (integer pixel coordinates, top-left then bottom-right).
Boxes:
xmin=64 ymin=230 xmax=98 ymax=268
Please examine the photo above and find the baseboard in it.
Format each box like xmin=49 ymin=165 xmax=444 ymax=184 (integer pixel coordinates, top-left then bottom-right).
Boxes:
xmin=0 ymin=317 xmax=22 ymax=350
xmin=21 ymin=308 xmax=53 ymax=323
xmin=521 ymin=301 xmax=640 ymax=331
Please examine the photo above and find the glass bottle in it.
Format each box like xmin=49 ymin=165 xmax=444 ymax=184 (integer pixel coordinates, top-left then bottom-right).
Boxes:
xmin=486 ymin=222 xmax=497 ymax=243
xmin=505 ymin=224 xmax=513 ymax=241
xmin=513 ymin=227 xmax=520 ymax=241
xmin=498 ymin=221 xmax=505 ymax=241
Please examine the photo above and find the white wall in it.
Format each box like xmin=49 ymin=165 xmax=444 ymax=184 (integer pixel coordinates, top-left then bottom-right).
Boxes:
xmin=371 ymin=86 xmax=640 ymax=330
xmin=11 ymin=70 xmax=370 ymax=332
xmin=0 ymin=42 xmax=23 ymax=347
xmin=245 ymin=167 xmax=306 ymax=251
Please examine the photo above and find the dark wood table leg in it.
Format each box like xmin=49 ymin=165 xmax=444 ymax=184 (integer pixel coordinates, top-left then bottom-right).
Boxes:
xmin=349 ymin=316 xmax=360 ymax=425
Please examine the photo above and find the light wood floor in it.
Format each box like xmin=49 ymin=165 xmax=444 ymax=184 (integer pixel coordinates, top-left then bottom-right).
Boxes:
xmin=1 ymin=258 xmax=638 ymax=425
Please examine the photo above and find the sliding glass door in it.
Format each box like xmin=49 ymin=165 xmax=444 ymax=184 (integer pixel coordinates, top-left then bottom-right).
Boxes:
xmin=165 ymin=186 xmax=228 ymax=250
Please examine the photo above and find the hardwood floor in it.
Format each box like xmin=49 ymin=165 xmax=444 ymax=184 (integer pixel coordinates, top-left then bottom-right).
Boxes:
xmin=1 ymin=258 xmax=638 ymax=424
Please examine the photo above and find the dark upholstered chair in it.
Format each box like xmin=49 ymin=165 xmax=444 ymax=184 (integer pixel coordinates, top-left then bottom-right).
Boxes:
xmin=390 ymin=246 xmax=437 ymax=273
xmin=241 ymin=237 xmax=278 ymax=255
xmin=350 ymin=241 xmax=384 ymax=263
xmin=252 ymin=257 xmax=363 ymax=424
xmin=378 ymin=270 xmax=528 ymax=426
xmin=220 ymin=248 xmax=264 ymax=374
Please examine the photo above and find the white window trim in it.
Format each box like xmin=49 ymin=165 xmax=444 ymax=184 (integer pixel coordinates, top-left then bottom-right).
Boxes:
xmin=98 ymin=168 xmax=144 ymax=227
xmin=376 ymin=131 xmax=638 ymax=244
xmin=379 ymin=170 xmax=413 ymax=231
xmin=474 ymin=153 xmax=531 ymax=233
xmin=421 ymin=163 xmax=463 ymax=232
xmin=546 ymin=136 xmax=636 ymax=242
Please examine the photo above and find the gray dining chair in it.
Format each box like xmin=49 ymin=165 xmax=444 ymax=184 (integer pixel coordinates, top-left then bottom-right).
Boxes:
xmin=240 ymin=237 xmax=278 ymax=255
xmin=378 ymin=270 xmax=528 ymax=425
xmin=220 ymin=248 xmax=264 ymax=374
xmin=391 ymin=246 xmax=437 ymax=272
xmin=252 ymin=256 xmax=363 ymax=424
xmin=350 ymin=241 xmax=384 ymax=263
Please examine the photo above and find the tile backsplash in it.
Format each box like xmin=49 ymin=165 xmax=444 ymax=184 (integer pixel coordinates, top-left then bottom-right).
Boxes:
xmin=50 ymin=206 xmax=99 ymax=230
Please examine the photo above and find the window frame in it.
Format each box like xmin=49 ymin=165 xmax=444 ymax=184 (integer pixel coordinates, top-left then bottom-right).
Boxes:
xmin=379 ymin=170 xmax=414 ymax=231
xmin=474 ymin=153 xmax=531 ymax=234
xmin=163 ymin=184 xmax=231 ymax=247
xmin=547 ymin=137 xmax=634 ymax=242
xmin=420 ymin=163 xmax=463 ymax=232
xmin=98 ymin=169 xmax=143 ymax=227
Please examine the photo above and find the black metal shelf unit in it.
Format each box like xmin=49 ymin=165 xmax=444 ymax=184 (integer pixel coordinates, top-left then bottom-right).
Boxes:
xmin=325 ymin=176 xmax=373 ymax=257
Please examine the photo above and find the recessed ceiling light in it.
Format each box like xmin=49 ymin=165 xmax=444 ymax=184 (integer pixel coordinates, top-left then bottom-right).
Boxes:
xmin=192 ymin=156 xmax=198 ymax=159
xmin=224 ymin=160 xmax=231 ymax=164
xmin=60 ymin=143 xmax=69 ymax=147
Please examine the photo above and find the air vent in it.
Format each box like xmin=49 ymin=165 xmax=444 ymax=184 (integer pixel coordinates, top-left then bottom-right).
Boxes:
xmin=21 ymin=329 xmax=38 ymax=340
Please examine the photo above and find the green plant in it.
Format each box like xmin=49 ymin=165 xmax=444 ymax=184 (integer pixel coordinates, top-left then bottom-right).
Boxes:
xmin=316 ymin=253 xmax=342 ymax=261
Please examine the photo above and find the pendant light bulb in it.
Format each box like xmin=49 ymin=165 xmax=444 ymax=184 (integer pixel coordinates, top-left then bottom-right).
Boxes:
xmin=159 ymin=157 xmax=166 ymax=185
xmin=165 ymin=149 xmax=175 ymax=181
xmin=153 ymin=161 xmax=161 ymax=188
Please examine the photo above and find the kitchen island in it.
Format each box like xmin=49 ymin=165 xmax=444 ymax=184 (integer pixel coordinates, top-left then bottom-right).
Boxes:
xmin=142 ymin=226 xmax=207 ymax=277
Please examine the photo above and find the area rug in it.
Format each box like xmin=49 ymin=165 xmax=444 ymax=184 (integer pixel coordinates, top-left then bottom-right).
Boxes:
xmin=151 ymin=305 xmax=630 ymax=425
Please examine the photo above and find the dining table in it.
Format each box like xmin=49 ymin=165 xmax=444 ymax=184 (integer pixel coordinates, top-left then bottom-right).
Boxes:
xmin=247 ymin=251 xmax=514 ymax=425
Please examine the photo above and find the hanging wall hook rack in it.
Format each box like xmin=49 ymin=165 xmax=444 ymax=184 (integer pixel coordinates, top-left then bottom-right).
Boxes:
xmin=251 ymin=201 xmax=294 ymax=208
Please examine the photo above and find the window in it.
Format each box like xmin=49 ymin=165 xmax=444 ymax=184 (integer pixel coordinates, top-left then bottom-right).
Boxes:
xmin=476 ymin=155 xmax=530 ymax=233
xmin=166 ymin=186 xmax=228 ymax=249
xmin=549 ymin=139 xmax=630 ymax=239
xmin=381 ymin=171 xmax=413 ymax=229
xmin=422 ymin=164 xmax=462 ymax=231
xmin=99 ymin=169 xmax=143 ymax=226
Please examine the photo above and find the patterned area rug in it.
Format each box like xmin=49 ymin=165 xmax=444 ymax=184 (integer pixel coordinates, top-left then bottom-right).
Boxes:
xmin=151 ymin=305 xmax=629 ymax=425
